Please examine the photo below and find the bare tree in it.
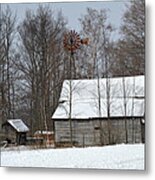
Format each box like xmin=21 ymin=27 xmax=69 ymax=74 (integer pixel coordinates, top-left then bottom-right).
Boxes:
xmin=111 ymin=0 xmax=145 ymax=76
xmin=78 ymin=8 xmax=114 ymax=79
xmin=0 ymin=6 xmax=16 ymax=127
xmin=78 ymin=8 xmax=114 ymax=145
xmin=17 ymin=5 xmax=67 ymax=134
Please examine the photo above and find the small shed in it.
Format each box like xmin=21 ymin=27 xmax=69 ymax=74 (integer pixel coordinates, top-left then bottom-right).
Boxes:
xmin=2 ymin=119 xmax=29 ymax=145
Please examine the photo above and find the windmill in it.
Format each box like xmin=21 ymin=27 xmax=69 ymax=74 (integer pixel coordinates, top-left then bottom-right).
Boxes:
xmin=63 ymin=30 xmax=89 ymax=146
xmin=63 ymin=30 xmax=89 ymax=54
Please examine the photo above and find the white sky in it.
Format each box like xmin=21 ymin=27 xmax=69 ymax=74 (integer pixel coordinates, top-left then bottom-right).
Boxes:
xmin=1 ymin=0 xmax=129 ymax=40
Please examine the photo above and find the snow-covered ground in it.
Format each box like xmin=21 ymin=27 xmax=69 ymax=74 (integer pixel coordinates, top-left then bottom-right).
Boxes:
xmin=1 ymin=144 xmax=145 ymax=170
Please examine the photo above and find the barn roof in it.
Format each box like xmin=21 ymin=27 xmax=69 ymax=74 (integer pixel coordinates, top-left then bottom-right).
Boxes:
xmin=52 ymin=75 xmax=144 ymax=119
xmin=7 ymin=119 xmax=29 ymax=132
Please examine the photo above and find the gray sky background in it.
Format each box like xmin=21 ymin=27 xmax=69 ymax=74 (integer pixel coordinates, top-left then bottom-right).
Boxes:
xmin=1 ymin=1 xmax=129 ymax=40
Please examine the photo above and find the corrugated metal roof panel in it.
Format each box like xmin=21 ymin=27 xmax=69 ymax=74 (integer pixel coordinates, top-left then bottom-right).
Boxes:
xmin=7 ymin=119 xmax=29 ymax=132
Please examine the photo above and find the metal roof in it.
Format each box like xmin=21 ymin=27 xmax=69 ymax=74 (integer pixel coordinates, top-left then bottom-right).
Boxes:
xmin=7 ymin=119 xmax=29 ymax=132
xmin=52 ymin=75 xmax=144 ymax=119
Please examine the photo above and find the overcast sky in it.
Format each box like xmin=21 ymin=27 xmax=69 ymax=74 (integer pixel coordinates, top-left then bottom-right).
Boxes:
xmin=1 ymin=1 xmax=129 ymax=40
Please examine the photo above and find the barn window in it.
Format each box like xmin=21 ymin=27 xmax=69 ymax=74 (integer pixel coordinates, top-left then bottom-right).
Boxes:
xmin=94 ymin=126 xmax=100 ymax=130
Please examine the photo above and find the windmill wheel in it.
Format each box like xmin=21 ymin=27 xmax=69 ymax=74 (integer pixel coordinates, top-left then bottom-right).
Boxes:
xmin=63 ymin=30 xmax=81 ymax=52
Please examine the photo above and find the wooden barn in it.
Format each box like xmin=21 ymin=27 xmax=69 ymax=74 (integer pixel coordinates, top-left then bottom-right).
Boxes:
xmin=2 ymin=119 xmax=29 ymax=145
xmin=52 ymin=76 xmax=145 ymax=147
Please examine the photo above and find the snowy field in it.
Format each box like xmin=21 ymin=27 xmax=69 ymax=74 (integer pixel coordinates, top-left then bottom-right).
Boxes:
xmin=1 ymin=144 xmax=145 ymax=170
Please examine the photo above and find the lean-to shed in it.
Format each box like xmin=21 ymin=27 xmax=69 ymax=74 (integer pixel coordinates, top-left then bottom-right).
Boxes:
xmin=2 ymin=119 xmax=29 ymax=145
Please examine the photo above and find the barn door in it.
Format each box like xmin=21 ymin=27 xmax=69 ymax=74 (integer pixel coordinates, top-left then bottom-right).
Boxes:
xmin=93 ymin=121 xmax=101 ymax=146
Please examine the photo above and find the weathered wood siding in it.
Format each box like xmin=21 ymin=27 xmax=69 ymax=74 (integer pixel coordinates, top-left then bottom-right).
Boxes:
xmin=2 ymin=124 xmax=16 ymax=143
xmin=54 ymin=118 xmax=143 ymax=147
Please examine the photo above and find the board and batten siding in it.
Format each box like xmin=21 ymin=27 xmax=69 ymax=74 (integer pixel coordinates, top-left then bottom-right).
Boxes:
xmin=54 ymin=117 xmax=143 ymax=147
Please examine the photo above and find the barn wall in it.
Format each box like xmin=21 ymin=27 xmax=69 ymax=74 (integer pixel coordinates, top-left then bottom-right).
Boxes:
xmin=104 ymin=118 xmax=142 ymax=145
xmin=55 ymin=120 xmax=101 ymax=146
xmin=54 ymin=118 xmax=143 ymax=147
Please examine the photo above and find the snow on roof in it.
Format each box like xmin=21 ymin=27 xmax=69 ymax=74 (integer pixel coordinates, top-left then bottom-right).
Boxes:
xmin=7 ymin=119 xmax=29 ymax=132
xmin=34 ymin=130 xmax=54 ymax=135
xmin=52 ymin=75 xmax=144 ymax=119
